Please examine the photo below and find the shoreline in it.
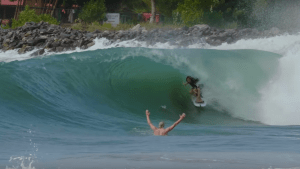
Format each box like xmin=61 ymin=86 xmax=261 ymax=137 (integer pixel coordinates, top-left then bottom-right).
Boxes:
xmin=0 ymin=21 xmax=290 ymax=56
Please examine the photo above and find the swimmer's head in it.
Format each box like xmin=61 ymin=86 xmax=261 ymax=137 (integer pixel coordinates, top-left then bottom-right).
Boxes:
xmin=159 ymin=121 xmax=165 ymax=128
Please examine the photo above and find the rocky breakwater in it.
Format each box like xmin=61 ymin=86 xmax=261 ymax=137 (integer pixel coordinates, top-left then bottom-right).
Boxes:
xmin=0 ymin=22 xmax=283 ymax=56
xmin=0 ymin=21 xmax=98 ymax=56
xmin=128 ymin=24 xmax=282 ymax=47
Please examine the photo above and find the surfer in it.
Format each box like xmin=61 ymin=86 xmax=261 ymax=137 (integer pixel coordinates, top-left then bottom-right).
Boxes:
xmin=145 ymin=110 xmax=186 ymax=136
xmin=183 ymin=76 xmax=204 ymax=103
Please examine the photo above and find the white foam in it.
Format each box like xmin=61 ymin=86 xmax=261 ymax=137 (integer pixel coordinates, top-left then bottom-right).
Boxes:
xmin=211 ymin=33 xmax=300 ymax=125
xmin=257 ymin=45 xmax=300 ymax=125
xmin=6 ymin=155 xmax=36 ymax=169
xmin=211 ymin=33 xmax=300 ymax=55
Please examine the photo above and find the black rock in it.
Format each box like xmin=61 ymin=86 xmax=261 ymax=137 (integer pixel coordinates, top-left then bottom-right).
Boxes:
xmin=60 ymin=33 xmax=71 ymax=38
xmin=39 ymin=29 xmax=49 ymax=35
xmin=85 ymin=33 xmax=93 ymax=38
xmin=65 ymin=28 xmax=72 ymax=34
xmin=48 ymin=47 xmax=56 ymax=52
xmin=181 ymin=26 xmax=189 ymax=31
xmin=56 ymin=47 xmax=64 ymax=52
xmin=52 ymin=41 xmax=61 ymax=47
xmin=80 ymin=45 xmax=88 ymax=50
xmin=225 ymin=37 xmax=233 ymax=44
xmin=15 ymin=42 xmax=24 ymax=48
xmin=18 ymin=46 xmax=34 ymax=54
xmin=27 ymin=37 xmax=47 ymax=46
xmin=6 ymin=32 xmax=14 ymax=39
xmin=86 ymin=42 xmax=95 ymax=48
xmin=9 ymin=40 xmax=19 ymax=48
xmin=93 ymin=29 xmax=101 ymax=34
xmin=77 ymin=39 xmax=84 ymax=47
xmin=30 ymin=49 xmax=45 ymax=56
xmin=44 ymin=41 xmax=53 ymax=48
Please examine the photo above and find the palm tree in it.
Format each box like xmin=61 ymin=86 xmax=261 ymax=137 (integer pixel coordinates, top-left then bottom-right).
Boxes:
xmin=149 ymin=0 xmax=156 ymax=23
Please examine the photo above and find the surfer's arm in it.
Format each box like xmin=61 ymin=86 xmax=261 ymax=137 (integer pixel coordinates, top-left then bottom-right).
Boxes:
xmin=166 ymin=113 xmax=186 ymax=132
xmin=146 ymin=110 xmax=157 ymax=130
xmin=183 ymin=82 xmax=188 ymax=86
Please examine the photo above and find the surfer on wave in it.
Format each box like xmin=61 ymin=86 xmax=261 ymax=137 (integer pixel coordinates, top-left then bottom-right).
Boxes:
xmin=146 ymin=110 xmax=186 ymax=136
xmin=183 ymin=76 xmax=204 ymax=103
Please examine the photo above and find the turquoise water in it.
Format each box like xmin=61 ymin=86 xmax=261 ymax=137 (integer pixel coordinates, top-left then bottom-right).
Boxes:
xmin=1 ymin=48 xmax=299 ymax=169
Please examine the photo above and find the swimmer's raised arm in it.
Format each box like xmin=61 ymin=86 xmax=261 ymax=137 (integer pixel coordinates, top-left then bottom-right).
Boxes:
xmin=146 ymin=110 xmax=157 ymax=131
xmin=165 ymin=113 xmax=186 ymax=133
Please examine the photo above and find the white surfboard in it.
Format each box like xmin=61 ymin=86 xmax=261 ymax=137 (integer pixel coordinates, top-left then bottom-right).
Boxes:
xmin=191 ymin=96 xmax=206 ymax=107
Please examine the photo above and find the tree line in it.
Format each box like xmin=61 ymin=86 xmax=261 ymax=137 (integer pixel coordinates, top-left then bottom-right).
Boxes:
xmin=75 ymin=0 xmax=300 ymax=30
xmin=3 ymin=0 xmax=299 ymax=30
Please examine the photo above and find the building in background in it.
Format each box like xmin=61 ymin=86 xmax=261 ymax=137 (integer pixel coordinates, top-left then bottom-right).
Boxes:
xmin=0 ymin=0 xmax=81 ymax=25
xmin=0 ymin=0 xmax=23 ymax=24
xmin=142 ymin=13 xmax=159 ymax=23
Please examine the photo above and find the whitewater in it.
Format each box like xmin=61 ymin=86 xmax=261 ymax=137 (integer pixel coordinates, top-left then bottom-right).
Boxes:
xmin=1 ymin=33 xmax=300 ymax=169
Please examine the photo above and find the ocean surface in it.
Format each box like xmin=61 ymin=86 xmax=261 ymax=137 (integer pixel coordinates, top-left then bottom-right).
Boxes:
xmin=1 ymin=34 xmax=300 ymax=169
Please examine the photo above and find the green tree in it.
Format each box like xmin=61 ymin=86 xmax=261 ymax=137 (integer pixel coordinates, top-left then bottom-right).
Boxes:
xmin=12 ymin=5 xmax=58 ymax=29
xmin=156 ymin=0 xmax=184 ymax=17
xmin=79 ymin=0 xmax=106 ymax=23
xmin=176 ymin=0 xmax=222 ymax=26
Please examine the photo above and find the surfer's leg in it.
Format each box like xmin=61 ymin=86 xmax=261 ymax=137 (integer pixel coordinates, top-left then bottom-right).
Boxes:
xmin=196 ymin=88 xmax=204 ymax=103
xmin=189 ymin=89 xmax=194 ymax=95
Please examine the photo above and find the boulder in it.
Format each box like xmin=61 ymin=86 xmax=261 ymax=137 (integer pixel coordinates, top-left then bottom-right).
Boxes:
xmin=52 ymin=40 xmax=60 ymax=47
xmin=102 ymin=31 xmax=110 ymax=37
xmin=77 ymin=39 xmax=84 ymax=47
xmin=30 ymin=49 xmax=45 ymax=56
xmin=18 ymin=45 xmax=34 ymax=54
xmin=24 ymin=31 xmax=32 ymax=37
xmin=48 ymin=47 xmax=56 ymax=53
xmin=6 ymin=32 xmax=14 ymax=38
xmin=131 ymin=24 xmax=141 ymax=32
xmin=80 ymin=45 xmax=88 ymax=50
xmin=56 ymin=47 xmax=64 ymax=52
xmin=194 ymin=24 xmax=210 ymax=32
xmin=15 ymin=42 xmax=24 ymax=48
xmin=225 ymin=37 xmax=233 ymax=44
xmin=60 ymin=33 xmax=71 ymax=38
xmin=85 ymin=33 xmax=93 ymax=39
xmin=27 ymin=37 xmax=47 ymax=46
xmin=142 ymin=29 xmax=148 ymax=34
xmin=93 ymin=29 xmax=101 ymax=34
xmin=39 ymin=29 xmax=50 ymax=35
xmin=87 ymin=42 xmax=95 ymax=48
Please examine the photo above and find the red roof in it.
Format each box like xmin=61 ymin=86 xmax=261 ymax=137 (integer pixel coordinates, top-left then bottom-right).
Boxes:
xmin=1 ymin=0 xmax=23 ymax=6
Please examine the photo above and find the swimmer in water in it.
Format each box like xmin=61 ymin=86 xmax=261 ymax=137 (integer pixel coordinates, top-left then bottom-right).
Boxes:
xmin=145 ymin=110 xmax=186 ymax=136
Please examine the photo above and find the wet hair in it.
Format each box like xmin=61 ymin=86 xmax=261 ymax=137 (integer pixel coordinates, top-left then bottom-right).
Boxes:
xmin=186 ymin=76 xmax=199 ymax=84
xmin=159 ymin=121 xmax=165 ymax=128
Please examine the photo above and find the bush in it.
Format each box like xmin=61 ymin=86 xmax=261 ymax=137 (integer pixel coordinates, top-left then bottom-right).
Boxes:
xmin=12 ymin=5 xmax=58 ymax=29
xmin=1 ymin=24 xmax=10 ymax=29
xmin=78 ymin=0 xmax=106 ymax=23
xmin=176 ymin=0 xmax=221 ymax=26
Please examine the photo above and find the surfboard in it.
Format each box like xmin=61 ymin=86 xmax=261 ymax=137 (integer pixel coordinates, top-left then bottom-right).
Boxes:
xmin=191 ymin=96 xmax=206 ymax=107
